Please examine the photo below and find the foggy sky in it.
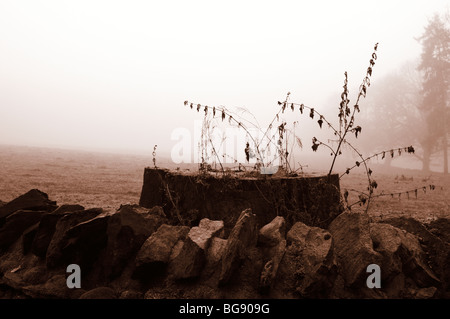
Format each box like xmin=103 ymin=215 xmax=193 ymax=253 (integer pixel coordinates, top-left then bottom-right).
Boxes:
xmin=0 ymin=0 xmax=448 ymax=158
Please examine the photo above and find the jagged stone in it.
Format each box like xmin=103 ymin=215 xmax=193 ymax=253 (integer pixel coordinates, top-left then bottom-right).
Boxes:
xmin=98 ymin=204 xmax=167 ymax=281
xmin=21 ymin=274 xmax=81 ymax=299
xmin=328 ymin=210 xmax=382 ymax=287
xmin=31 ymin=207 xmax=80 ymax=258
xmin=258 ymin=216 xmax=286 ymax=247
xmin=22 ymin=223 xmax=39 ymax=254
xmin=0 ymin=210 xmax=46 ymax=252
xmin=219 ymin=209 xmax=258 ymax=286
xmin=276 ymin=221 xmax=336 ymax=297
xmin=427 ymin=218 xmax=450 ymax=244
xmin=259 ymin=239 xmax=286 ymax=293
xmin=134 ymin=224 xmax=190 ymax=280
xmin=169 ymin=219 xmax=224 ymax=279
xmin=381 ymin=217 xmax=450 ymax=291
xmin=0 ymin=189 xmax=57 ymax=222
xmin=370 ymin=222 xmax=440 ymax=288
xmin=46 ymin=208 xmax=109 ymax=270
xmin=203 ymin=237 xmax=227 ymax=280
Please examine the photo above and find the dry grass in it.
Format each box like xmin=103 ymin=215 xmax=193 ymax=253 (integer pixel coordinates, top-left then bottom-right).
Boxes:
xmin=340 ymin=167 xmax=450 ymax=223
xmin=1 ymin=144 xmax=448 ymax=223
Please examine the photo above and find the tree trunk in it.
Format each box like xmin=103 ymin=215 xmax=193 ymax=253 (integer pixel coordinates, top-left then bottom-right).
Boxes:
xmin=422 ymin=145 xmax=431 ymax=173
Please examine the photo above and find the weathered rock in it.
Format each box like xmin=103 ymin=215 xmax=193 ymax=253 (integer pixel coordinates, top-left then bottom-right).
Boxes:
xmin=0 ymin=189 xmax=57 ymax=223
xmin=169 ymin=219 xmax=224 ymax=279
xmin=328 ymin=210 xmax=382 ymax=288
xmin=51 ymin=204 xmax=85 ymax=215
xmin=203 ymin=237 xmax=227 ymax=275
xmin=31 ymin=207 xmax=79 ymax=258
xmin=219 ymin=209 xmax=258 ymax=286
xmin=370 ymin=223 xmax=440 ymax=288
xmin=79 ymin=287 xmax=117 ymax=299
xmin=258 ymin=216 xmax=286 ymax=247
xmin=259 ymin=239 xmax=286 ymax=294
xmin=168 ymin=237 xmax=205 ymax=279
xmin=134 ymin=224 xmax=190 ymax=280
xmin=401 ymin=286 xmax=438 ymax=299
xmin=22 ymin=224 xmax=39 ymax=254
xmin=0 ymin=210 xmax=46 ymax=252
xmin=98 ymin=204 xmax=168 ymax=281
xmin=195 ymin=219 xmax=225 ymax=248
xmin=0 ymin=261 xmax=50 ymax=295
xmin=275 ymin=221 xmax=336 ymax=297
xmin=426 ymin=218 xmax=450 ymax=244
xmin=21 ymin=274 xmax=79 ymax=299
xmin=298 ymin=226 xmax=336 ymax=296
xmin=46 ymin=208 xmax=109 ymax=270
xmin=381 ymin=217 xmax=450 ymax=291
xmin=286 ymin=221 xmax=311 ymax=246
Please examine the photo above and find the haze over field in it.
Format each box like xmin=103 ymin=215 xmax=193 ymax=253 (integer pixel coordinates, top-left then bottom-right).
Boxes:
xmin=0 ymin=1 xmax=448 ymax=171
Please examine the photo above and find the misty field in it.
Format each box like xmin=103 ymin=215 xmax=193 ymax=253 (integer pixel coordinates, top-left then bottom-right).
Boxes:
xmin=0 ymin=144 xmax=448 ymax=223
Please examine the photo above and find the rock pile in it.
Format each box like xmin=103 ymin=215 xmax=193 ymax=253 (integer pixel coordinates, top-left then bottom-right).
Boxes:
xmin=0 ymin=189 xmax=449 ymax=299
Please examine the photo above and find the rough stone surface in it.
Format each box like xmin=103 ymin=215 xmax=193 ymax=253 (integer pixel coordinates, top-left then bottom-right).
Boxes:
xmin=328 ymin=210 xmax=382 ymax=288
xmin=382 ymin=217 xmax=450 ymax=291
xmin=427 ymin=218 xmax=450 ymax=244
xmin=46 ymin=208 xmax=104 ymax=268
xmin=258 ymin=216 xmax=286 ymax=247
xmin=31 ymin=209 xmax=76 ymax=258
xmin=0 ymin=189 xmax=57 ymax=221
xmin=259 ymin=239 xmax=286 ymax=293
xmin=370 ymin=222 xmax=440 ymax=288
xmin=46 ymin=209 xmax=110 ymax=271
xmin=0 ymin=210 xmax=45 ymax=252
xmin=136 ymin=225 xmax=190 ymax=265
xmin=219 ymin=209 xmax=258 ymax=286
xmin=169 ymin=218 xmax=224 ymax=279
xmin=22 ymin=274 xmax=81 ymax=299
xmin=98 ymin=204 xmax=167 ymax=281
xmin=276 ymin=221 xmax=336 ymax=297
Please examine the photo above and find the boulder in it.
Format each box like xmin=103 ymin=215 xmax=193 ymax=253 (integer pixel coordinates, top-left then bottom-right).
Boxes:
xmin=297 ymin=226 xmax=336 ymax=296
xmin=259 ymin=239 xmax=286 ymax=293
xmin=98 ymin=204 xmax=168 ymax=281
xmin=202 ymin=237 xmax=228 ymax=281
xmin=426 ymin=218 xmax=450 ymax=244
xmin=31 ymin=205 xmax=84 ymax=258
xmin=370 ymin=223 xmax=440 ymax=288
xmin=219 ymin=209 xmax=258 ymax=286
xmin=406 ymin=286 xmax=438 ymax=299
xmin=276 ymin=221 xmax=336 ymax=297
xmin=0 ymin=189 xmax=57 ymax=223
xmin=257 ymin=216 xmax=287 ymax=293
xmin=21 ymin=274 xmax=80 ymax=299
xmin=79 ymin=287 xmax=117 ymax=299
xmin=51 ymin=204 xmax=85 ymax=215
xmin=22 ymin=224 xmax=39 ymax=254
xmin=258 ymin=216 xmax=286 ymax=247
xmin=0 ymin=210 xmax=46 ymax=252
xmin=169 ymin=219 xmax=224 ymax=279
xmin=328 ymin=210 xmax=382 ymax=288
xmin=46 ymin=208 xmax=109 ymax=271
xmin=381 ymin=217 xmax=450 ymax=291
xmin=134 ymin=224 xmax=190 ymax=280
xmin=286 ymin=221 xmax=311 ymax=246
